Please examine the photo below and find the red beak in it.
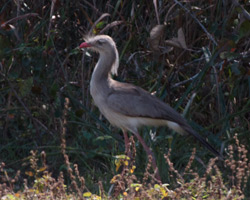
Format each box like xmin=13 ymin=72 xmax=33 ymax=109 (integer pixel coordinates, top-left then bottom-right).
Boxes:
xmin=79 ymin=42 xmax=91 ymax=48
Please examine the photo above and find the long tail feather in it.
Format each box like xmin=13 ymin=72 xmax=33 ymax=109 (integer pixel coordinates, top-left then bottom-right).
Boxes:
xmin=184 ymin=126 xmax=223 ymax=160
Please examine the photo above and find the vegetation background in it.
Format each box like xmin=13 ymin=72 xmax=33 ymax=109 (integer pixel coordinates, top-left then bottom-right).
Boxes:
xmin=0 ymin=0 xmax=250 ymax=199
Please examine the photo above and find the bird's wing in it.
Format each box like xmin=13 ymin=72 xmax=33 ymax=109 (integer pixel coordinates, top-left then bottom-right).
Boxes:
xmin=106 ymin=81 xmax=222 ymax=159
xmin=106 ymin=81 xmax=187 ymax=126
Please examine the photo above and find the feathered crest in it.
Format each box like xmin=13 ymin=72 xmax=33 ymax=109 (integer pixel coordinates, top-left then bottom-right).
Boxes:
xmin=111 ymin=42 xmax=119 ymax=75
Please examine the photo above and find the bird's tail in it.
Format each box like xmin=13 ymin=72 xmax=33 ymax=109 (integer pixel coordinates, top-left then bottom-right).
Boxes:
xmin=184 ymin=126 xmax=223 ymax=161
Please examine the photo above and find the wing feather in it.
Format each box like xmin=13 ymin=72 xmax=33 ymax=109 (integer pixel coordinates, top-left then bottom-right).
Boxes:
xmin=107 ymin=81 xmax=186 ymax=126
xmin=106 ymin=81 xmax=222 ymax=159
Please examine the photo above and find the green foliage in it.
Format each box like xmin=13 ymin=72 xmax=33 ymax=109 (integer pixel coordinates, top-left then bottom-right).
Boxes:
xmin=0 ymin=0 xmax=250 ymax=199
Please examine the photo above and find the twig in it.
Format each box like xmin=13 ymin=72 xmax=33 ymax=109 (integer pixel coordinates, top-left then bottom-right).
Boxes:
xmin=15 ymin=0 xmax=20 ymax=17
xmin=89 ymin=13 xmax=110 ymax=35
xmin=165 ymin=3 xmax=178 ymax=22
xmin=0 ymin=13 xmax=39 ymax=28
xmin=47 ymin=0 xmax=56 ymax=41
xmin=232 ymin=0 xmax=250 ymax=20
xmin=100 ymin=20 xmax=124 ymax=34
xmin=153 ymin=0 xmax=160 ymax=24
xmin=173 ymin=0 xmax=218 ymax=46
xmin=212 ymin=65 xmax=221 ymax=119
xmin=183 ymin=92 xmax=196 ymax=117
xmin=171 ymin=72 xmax=200 ymax=88
xmin=33 ymin=118 xmax=55 ymax=137
xmin=14 ymin=0 xmax=21 ymax=41
xmin=80 ymin=0 xmax=101 ymax=14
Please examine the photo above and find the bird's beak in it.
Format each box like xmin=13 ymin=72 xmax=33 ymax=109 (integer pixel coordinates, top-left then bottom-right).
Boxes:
xmin=79 ymin=42 xmax=91 ymax=48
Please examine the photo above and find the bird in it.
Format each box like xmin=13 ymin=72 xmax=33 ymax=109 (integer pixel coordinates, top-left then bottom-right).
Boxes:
xmin=79 ymin=35 xmax=222 ymax=179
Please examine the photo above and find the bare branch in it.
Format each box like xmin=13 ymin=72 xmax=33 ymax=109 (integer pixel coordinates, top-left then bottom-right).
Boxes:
xmin=0 ymin=13 xmax=39 ymax=29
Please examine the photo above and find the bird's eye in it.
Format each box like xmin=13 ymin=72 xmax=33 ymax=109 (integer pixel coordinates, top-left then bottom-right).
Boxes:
xmin=97 ymin=39 xmax=105 ymax=45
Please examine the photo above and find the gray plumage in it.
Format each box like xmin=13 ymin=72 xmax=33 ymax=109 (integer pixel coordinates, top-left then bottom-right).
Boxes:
xmin=80 ymin=35 xmax=222 ymax=159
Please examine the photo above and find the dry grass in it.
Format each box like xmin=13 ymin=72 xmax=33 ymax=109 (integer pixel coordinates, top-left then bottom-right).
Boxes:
xmin=0 ymin=121 xmax=249 ymax=199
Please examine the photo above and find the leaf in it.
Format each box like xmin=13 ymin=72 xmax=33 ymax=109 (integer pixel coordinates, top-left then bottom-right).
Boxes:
xmin=83 ymin=192 xmax=92 ymax=197
xmin=49 ymin=82 xmax=59 ymax=97
xmin=130 ymin=165 xmax=136 ymax=173
xmin=165 ymin=39 xmax=182 ymax=49
xmin=15 ymin=193 xmax=21 ymax=198
xmin=69 ymin=47 xmax=81 ymax=55
xmin=25 ymin=171 xmax=34 ymax=177
xmin=154 ymin=184 xmax=160 ymax=189
xmin=110 ymin=176 xmax=117 ymax=184
xmin=114 ymin=154 xmax=130 ymax=171
xmin=177 ymin=28 xmax=187 ymax=49
xmin=130 ymin=183 xmax=142 ymax=188
xmin=94 ymin=21 xmax=107 ymax=34
xmin=96 ymin=21 xmax=106 ymax=29
xmin=148 ymin=25 xmax=165 ymax=51
xmin=95 ymin=135 xmax=113 ymax=141
xmin=165 ymin=28 xmax=187 ymax=49
xmin=114 ymin=155 xmax=130 ymax=160
xmin=2 ymin=194 xmax=16 ymax=200
xmin=45 ymin=37 xmax=53 ymax=50
xmin=19 ymin=77 xmax=33 ymax=97
xmin=38 ymin=167 xmax=47 ymax=172
xmin=160 ymin=187 xmax=168 ymax=197
xmin=91 ymin=195 xmax=101 ymax=200
xmin=220 ymin=51 xmax=239 ymax=60
xmin=115 ymin=159 xmax=122 ymax=172
xmin=230 ymin=62 xmax=241 ymax=76
xmin=202 ymin=47 xmax=212 ymax=63
xmin=239 ymin=20 xmax=250 ymax=39
xmin=162 ymin=183 xmax=169 ymax=187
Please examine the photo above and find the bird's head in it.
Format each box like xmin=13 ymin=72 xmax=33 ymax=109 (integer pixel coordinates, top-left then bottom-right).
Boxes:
xmin=79 ymin=35 xmax=119 ymax=75
xmin=79 ymin=35 xmax=116 ymax=54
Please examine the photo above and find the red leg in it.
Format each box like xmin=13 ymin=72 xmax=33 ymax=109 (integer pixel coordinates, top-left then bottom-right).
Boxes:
xmin=123 ymin=130 xmax=129 ymax=154
xmin=134 ymin=132 xmax=161 ymax=181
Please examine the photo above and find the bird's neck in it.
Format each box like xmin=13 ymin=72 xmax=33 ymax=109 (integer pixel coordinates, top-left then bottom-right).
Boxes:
xmin=90 ymin=49 xmax=117 ymax=94
xmin=93 ymin=53 xmax=115 ymax=80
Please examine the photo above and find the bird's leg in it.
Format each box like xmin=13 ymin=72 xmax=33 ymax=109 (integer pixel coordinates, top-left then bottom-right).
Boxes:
xmin=134 ymin=133 xmax=161 ymax=181
xmin=122 ymin=130 xmax=130 ymax=155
